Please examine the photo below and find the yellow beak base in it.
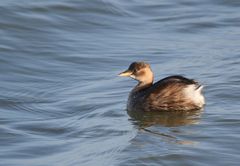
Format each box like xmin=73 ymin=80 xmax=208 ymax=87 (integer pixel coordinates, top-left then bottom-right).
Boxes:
xmin=118 ymin=70 xmax=133 ymax=77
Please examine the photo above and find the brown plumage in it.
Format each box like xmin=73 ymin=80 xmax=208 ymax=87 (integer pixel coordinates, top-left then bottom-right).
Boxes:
xmin=119 ymin=62 xmax=205 ymax=111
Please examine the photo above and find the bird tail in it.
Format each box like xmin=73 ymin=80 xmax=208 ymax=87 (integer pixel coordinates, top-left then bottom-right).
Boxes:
xmin=195 ymin=84 xmax=204 ymax=93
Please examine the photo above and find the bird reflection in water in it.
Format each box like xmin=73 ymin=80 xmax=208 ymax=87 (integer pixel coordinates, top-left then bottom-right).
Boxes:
xmin=128 ymin=109 xmax=203 ymax=145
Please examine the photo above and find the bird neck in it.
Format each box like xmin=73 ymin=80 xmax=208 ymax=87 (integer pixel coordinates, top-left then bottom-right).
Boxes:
xmin=134 ymin=81 xmax=153 ymax=92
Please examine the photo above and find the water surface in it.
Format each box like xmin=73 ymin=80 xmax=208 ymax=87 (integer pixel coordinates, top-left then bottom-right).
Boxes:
xmin=0 ymin=0 xmax=240 ymax=165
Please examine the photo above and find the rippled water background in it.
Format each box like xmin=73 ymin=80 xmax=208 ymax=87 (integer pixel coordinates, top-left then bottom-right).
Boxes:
xmin=0 ymin=0 xmax=240 ymax=165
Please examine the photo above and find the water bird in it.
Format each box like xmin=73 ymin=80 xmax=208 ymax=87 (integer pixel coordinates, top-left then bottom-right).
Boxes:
xmin=119 ymin=62 xmax=205 ymax=111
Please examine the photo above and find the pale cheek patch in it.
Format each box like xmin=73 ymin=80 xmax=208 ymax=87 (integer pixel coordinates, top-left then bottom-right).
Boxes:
xmin=132 ymin=70 xmax=145 ymax=81
xmin=130 ymin=75 xmax=136 ymax=79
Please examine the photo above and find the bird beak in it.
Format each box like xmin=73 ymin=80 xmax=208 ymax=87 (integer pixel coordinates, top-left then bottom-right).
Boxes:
xmin=118 ymin=70 xmax=133 ymax=77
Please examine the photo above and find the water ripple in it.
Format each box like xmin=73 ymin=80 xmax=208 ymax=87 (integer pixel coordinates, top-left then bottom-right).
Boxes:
xmin=0 ymin=0 xmax=240 ymax=166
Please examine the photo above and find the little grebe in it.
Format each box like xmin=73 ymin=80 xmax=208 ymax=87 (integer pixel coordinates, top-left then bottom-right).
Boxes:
xmin=119 ymin=62 xmax=205 ymax=111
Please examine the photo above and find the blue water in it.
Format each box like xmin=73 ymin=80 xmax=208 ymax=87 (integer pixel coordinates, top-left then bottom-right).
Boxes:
xmin=0 ymin=0 xmax=240 ymax=165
